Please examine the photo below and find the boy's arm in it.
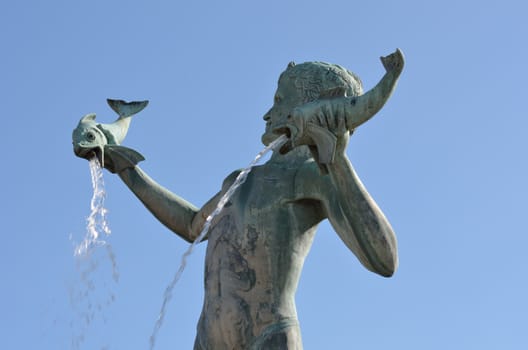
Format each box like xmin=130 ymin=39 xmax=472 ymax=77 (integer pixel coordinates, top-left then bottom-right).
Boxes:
xmin=116 ymin=166 xmax=238 ymax=243
xmin=324 ymin=149 xmax=397 ymax=277
xmin=297 ymin=136 xmax=398 ymax=277
xmin=117 ymin=166 xmax=206 ymax=243
xmin=291 ymin=49 xmax=404 ymax=276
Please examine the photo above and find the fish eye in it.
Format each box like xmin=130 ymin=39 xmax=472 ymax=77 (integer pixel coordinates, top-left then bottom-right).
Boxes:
xmin=86 ymin=131 xmax=96 ymax=141
xmin=274 ymin=95 xmax=281 ymax=104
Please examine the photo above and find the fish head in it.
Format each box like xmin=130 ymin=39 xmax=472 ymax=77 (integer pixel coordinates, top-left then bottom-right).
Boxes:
xmin=72 ymin=113 xmax=108 ymax=162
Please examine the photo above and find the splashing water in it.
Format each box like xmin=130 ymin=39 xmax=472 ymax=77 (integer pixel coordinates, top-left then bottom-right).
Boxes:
xmin=74 ymin=157 xmax=111 ymax=256
xmin=70 ymin=157 xmax=119 ymax=349
xmin=149 ymin=134 xmax=288 ymax=349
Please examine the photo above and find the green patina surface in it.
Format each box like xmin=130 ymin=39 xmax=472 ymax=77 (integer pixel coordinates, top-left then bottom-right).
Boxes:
xmin=73 ymin=49 xmax=404 ymax=349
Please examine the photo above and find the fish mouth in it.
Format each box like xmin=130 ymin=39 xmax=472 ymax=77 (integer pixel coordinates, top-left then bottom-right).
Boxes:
xmin=271 ymin=126 xmax=293 ymax=154
xmin=272 ymin=126 xmax=291 ymax=138
xmin=73 ymin=144 xmax=104 ymax=164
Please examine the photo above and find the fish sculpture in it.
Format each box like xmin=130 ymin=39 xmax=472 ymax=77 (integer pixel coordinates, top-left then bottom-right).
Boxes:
xmin=72 ymin=99 xmax=148 ymax=173
xmin=277 ymin=49 xmax=404 ymax=174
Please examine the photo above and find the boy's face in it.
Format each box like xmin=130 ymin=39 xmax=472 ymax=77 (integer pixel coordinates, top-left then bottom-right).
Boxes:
xmin=262 ymin=76 xmax=306 ymax=145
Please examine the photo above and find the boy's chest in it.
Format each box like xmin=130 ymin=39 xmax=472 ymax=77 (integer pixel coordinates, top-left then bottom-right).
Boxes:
xmin=208 ymin=166 xmax=301 ymax=248
xmin=233 ymin=166 xmax=301 ymax=217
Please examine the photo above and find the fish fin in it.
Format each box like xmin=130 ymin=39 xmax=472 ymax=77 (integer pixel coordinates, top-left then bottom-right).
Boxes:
xmin=305 ymin=123 xmax=337 ymax=166
xmin=81 ymin=113 xmax=97 ymax=123
xmin=308 ymin=145 xmax=329 ymax=175
xmin=103 ymin=144 xmax=145 ymax=173
xmin=107 ymin=99 xmax=149 ymax=118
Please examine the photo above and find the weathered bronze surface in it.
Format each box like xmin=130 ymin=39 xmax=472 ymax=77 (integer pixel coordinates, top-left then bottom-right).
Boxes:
xmin=73 ymin=49 xmax=404 ymax=349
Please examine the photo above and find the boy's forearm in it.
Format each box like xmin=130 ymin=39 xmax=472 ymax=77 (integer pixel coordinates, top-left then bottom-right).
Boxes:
xmin=117 ymin=167 xmax=199 ymax=242
xmin=325 ymin=155 xmax=398 ymax=277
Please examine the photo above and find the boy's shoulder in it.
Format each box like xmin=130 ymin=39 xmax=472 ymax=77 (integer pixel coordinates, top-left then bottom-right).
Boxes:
xmin=293 ymin=159 xmax=329 ymax=200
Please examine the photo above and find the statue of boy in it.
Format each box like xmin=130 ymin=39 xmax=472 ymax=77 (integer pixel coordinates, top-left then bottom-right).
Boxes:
xmin=92 ymin=49 xmax=403 ymax=349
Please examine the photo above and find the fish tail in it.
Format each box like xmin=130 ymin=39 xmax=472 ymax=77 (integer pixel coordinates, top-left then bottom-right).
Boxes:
xmin=107 ymin=99 xmax=149 ymax=118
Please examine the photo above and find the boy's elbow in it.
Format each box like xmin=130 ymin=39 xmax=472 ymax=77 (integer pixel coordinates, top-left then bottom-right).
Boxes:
xmin=361 ymin=244 xmax=398 ymax=278
xmin=373 ymin=251 xmax=398 ymax=277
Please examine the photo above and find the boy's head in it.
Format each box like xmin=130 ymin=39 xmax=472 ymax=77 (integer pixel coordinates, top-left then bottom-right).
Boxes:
xmin=262 ymin=61 xmax=363 ymax=145
xmin=279 ymin=61 xmax=363 ymax=103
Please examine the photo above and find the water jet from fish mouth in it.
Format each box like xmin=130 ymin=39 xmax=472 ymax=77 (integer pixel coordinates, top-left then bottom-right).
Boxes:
xmin=74 ymin=157 xmax=111 ymax=256
xmin=69 ymin=157 xmax=119 ymax=349
xmin=73 ymin=145 xmax=104 ymax=165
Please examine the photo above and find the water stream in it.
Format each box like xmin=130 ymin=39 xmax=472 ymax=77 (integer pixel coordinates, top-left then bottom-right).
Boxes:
xmin=74 ymin=157 xmax=119 ymax=282
xmin=75 ymin=157 xmax=111 ymax=255
xmin=70 ymin=157 xmax=119 ymax=349
xmin=149 ymin=134 xmax=288 ymax=349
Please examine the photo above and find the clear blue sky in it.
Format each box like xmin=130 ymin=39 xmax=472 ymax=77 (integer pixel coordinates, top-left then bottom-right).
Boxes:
xmin=2 ymin=1 xmax=527 ymax=349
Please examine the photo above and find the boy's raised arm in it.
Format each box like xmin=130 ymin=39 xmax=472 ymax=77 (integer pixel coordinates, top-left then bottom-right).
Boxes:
xmin=323 ymin=153 xmax=398 ymax=277
xmin=290 ymin=49 xmax=404 ymax=276
xmin=295 ymin=135 xmax=398 ymax=277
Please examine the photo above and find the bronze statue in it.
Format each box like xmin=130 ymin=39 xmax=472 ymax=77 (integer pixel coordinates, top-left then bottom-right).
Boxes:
xmin=73 ymin=49 xmax=404 ymax=349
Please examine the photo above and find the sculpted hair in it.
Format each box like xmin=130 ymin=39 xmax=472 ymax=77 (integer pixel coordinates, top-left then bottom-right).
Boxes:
xmin=279 ymin=61 xmax=364 ymax=103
